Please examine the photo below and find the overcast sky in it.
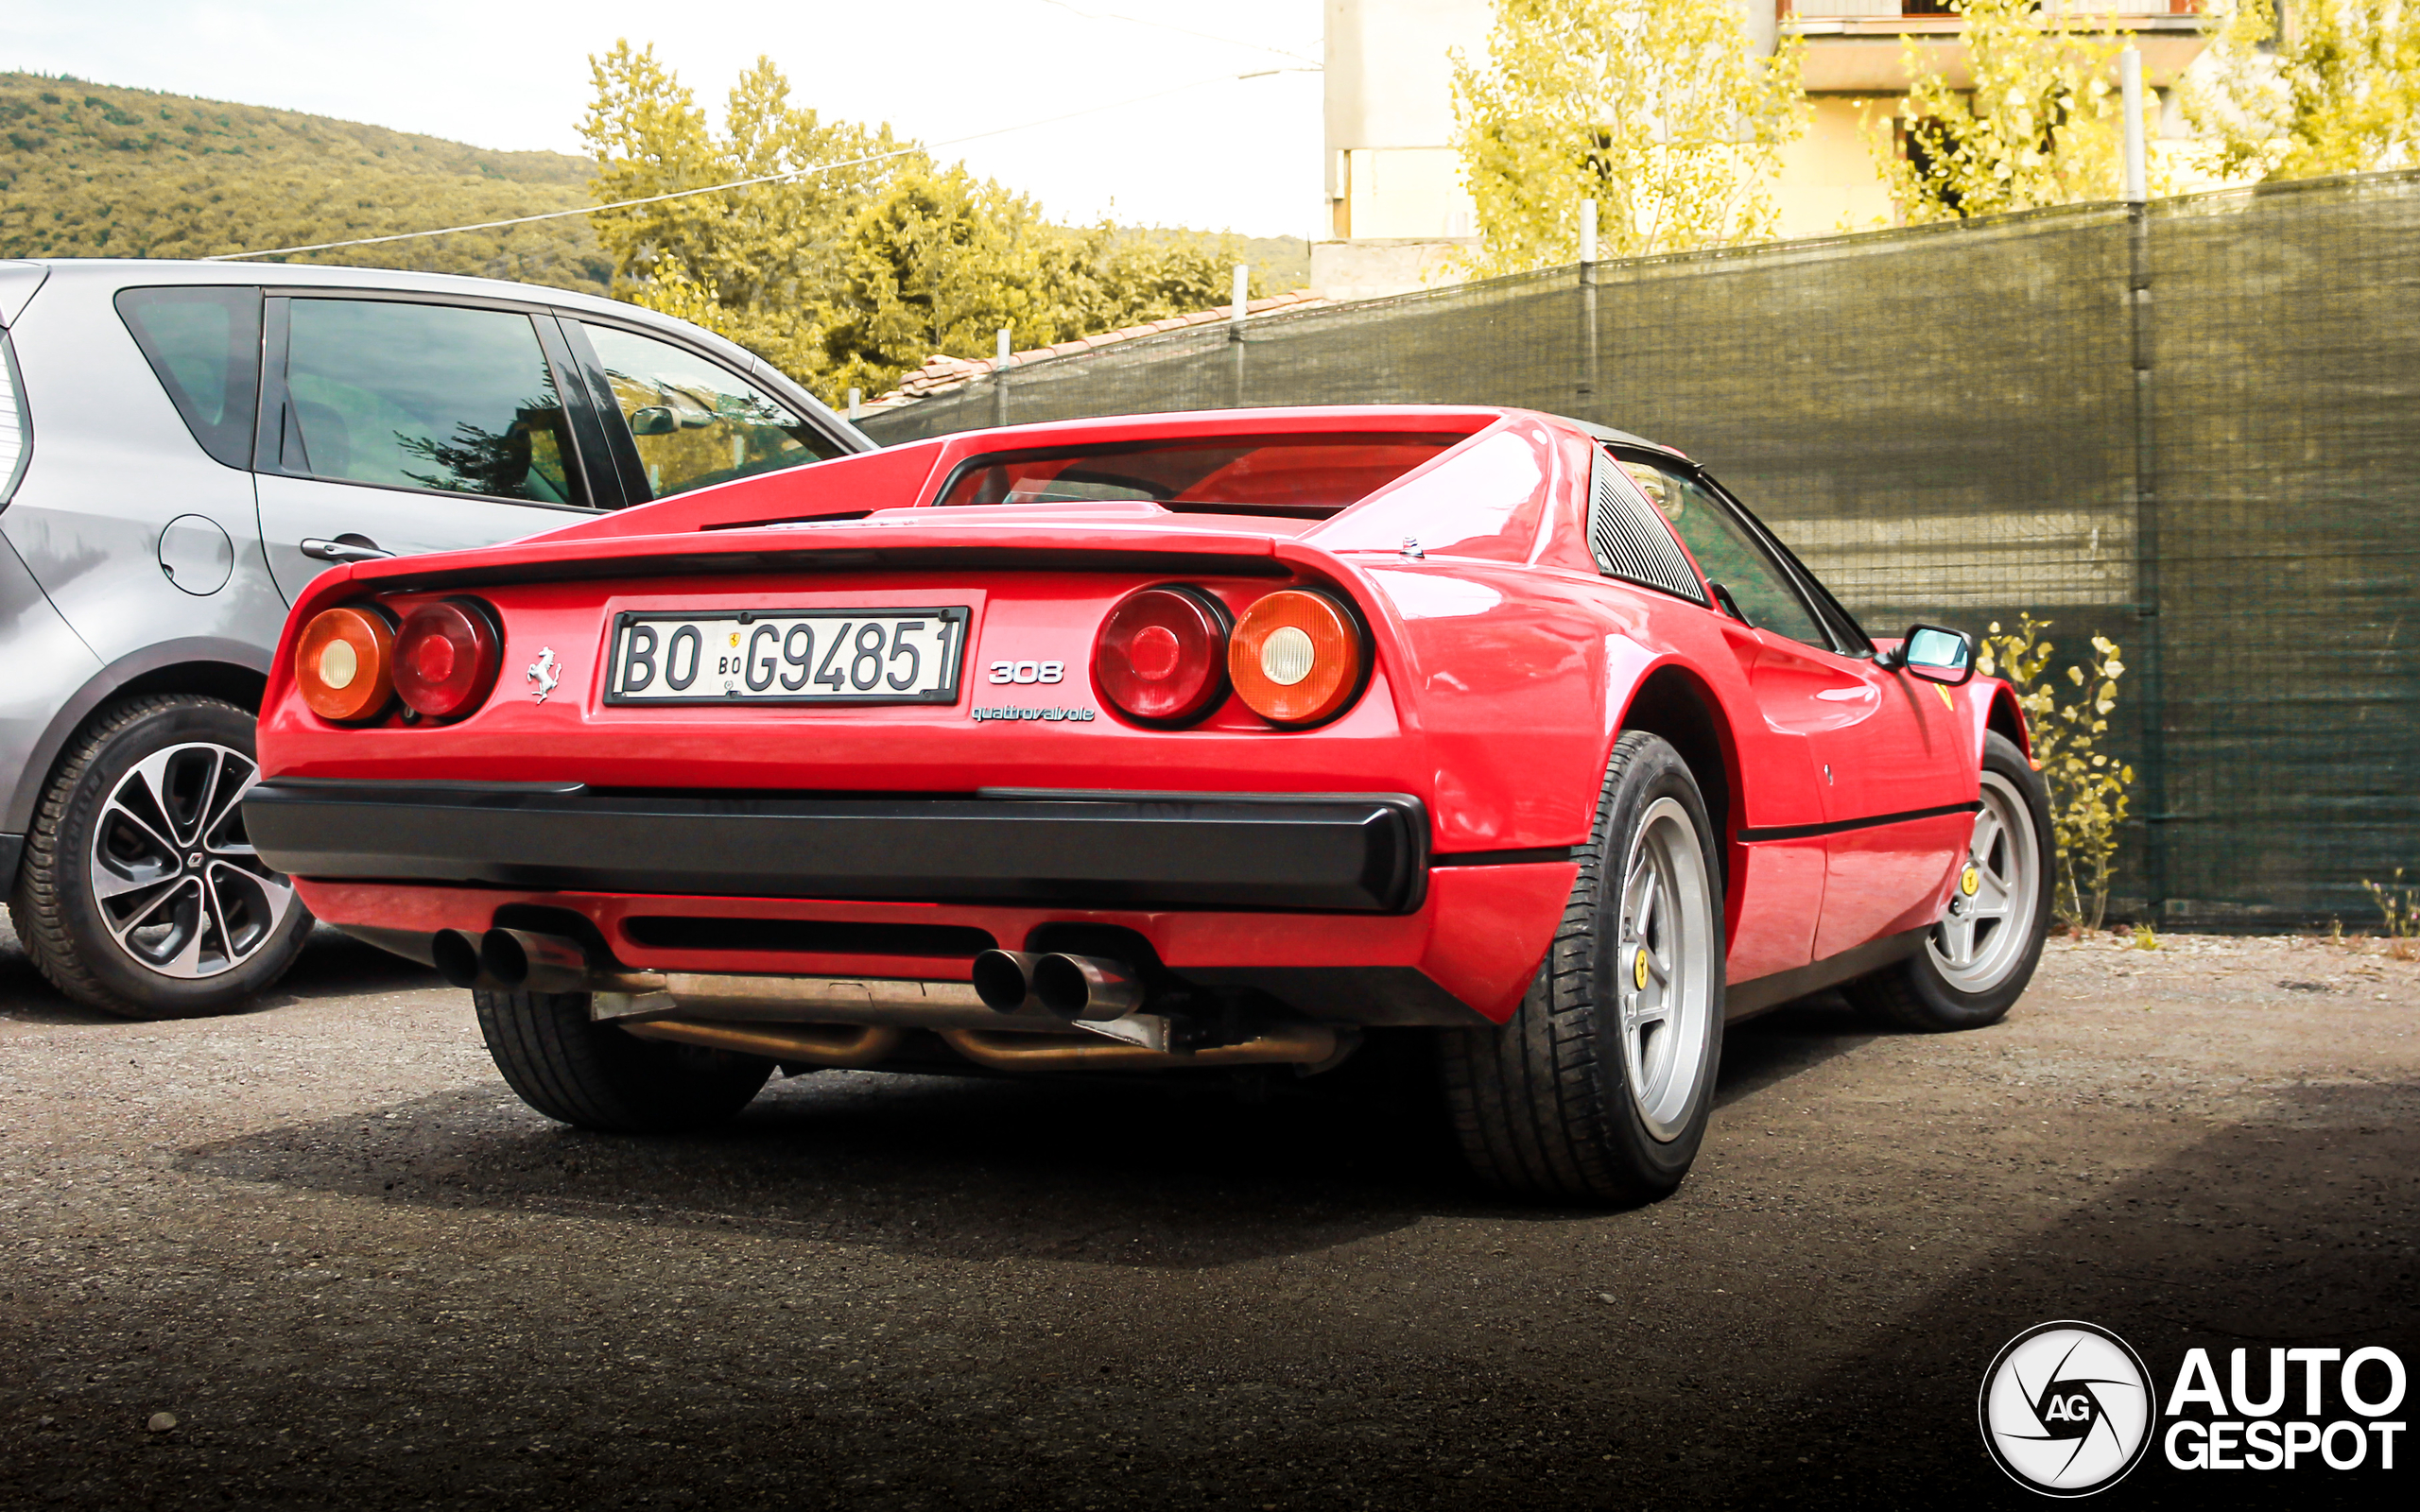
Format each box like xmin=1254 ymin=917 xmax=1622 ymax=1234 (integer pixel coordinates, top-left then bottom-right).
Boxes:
xmin=3 ymin=1 xmax=1327 ymax=239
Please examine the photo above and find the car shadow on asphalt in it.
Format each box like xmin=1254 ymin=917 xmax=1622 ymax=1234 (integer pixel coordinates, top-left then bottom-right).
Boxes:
xmin=1714 ymin=991 xmax=1882 ymax=1110
xmin=0 ymin=919 xmax=441 ymax=1025
xmin=1695 ymin=1076 xmax=2420 ymax=1509
xmin=174 ymin=992 xmax=1891 ymax=1267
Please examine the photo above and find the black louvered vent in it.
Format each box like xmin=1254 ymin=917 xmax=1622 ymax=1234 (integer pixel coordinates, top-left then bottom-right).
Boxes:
xmin=1588 ymin=452 xmax=1704 ymax=603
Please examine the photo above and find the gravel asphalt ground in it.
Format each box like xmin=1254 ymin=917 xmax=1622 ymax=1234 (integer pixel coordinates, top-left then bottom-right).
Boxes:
xmin=1 ymin=919 xmax=2413 ymax=1510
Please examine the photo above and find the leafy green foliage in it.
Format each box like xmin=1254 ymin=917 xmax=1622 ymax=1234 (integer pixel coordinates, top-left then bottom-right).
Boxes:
xmin=0 ymin=72 xmax=610 ymax=292
xmin=1863 ymin=0 xmax=2153 ymax=223
xmin=580 ymin=43 xmax=1286 ymax=400
xmin=1449 ymin=0 xmax=1805 ymax=273
xmin=1977 ymin=614 xmax=2135 ymax=931
xmin=2186 ymin=0 xmax=2420 ymax=181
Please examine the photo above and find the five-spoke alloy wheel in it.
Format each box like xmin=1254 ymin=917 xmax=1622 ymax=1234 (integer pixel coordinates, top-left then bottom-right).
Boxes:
xmin=10 ymin=696 xmax=312 ymax=1018
xmin=1925 ymin=765 xmax=2041 ymax=995
xmin=1847 ymin=730 xmax=2053 ymax=1032
xmin=1615 ymin=796 xmax=1719 ymax=1143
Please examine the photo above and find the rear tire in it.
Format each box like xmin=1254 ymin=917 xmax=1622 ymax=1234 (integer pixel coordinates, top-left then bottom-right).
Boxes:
xmin=9 ymin=695 xmax=309 ymax=1019
xmin=1438 ymin=730 xmax=1725 ymax=1206
xmin=475 ymin=989 xmax=771 ymax=1133
xmin=1844 ymin=730 xmax=2051 ymax=1032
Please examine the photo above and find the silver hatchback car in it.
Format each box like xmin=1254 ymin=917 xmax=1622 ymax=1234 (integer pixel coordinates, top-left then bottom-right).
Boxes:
xmin=0 ymin=259 xmax=873 ymax=1018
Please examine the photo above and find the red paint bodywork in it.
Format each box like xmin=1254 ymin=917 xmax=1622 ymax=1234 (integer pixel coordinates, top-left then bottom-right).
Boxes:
xmin=257 ymin=406 xmax=2017 ymax=1024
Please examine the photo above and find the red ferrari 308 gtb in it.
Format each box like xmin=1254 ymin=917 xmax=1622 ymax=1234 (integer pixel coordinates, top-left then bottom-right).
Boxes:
xmin=244 ymin=406 xmax=2052 ymax=1204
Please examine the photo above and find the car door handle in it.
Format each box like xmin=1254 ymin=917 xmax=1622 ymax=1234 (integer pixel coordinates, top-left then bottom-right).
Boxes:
xmin=301 ymin=536 xmax=395 ymax=563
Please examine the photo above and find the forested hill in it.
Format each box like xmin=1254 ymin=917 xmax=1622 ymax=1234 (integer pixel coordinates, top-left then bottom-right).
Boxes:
xmin=0 ymin=73 xmax=611 ymax=294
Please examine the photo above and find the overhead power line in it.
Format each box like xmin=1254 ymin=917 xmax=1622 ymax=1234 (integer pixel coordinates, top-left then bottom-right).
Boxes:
xmin=1030 ymin=1 xmax=1323 ymax=69
xmin=202 ymin=66 xmax=1317 ymax=263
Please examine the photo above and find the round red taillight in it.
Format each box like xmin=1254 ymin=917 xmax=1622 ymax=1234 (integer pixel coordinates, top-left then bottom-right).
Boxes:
xmin=391 ymin=599 xmax=501 ymax=720
xmin=295 ymin=607 xmax=394 ymax=722
xmin=1092 ymin=585 xmax=1230 ymax=724
xmin=1229 ymin=588 xmax=1365 ymax=727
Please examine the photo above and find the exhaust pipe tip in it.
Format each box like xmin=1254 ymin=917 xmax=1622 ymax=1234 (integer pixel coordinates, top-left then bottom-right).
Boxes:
xmin=1031 ymin=954 xmax=1145 ymax=1021
xmin=972 ymin=950 xmax=1036 ymax=1012
xmin=430 ymin=930 xmax=485 ymax=989
xmin=480 ymin=929 xmax=533 ymax=988
xmin=480 ymin=928 xmax=593 ymax=993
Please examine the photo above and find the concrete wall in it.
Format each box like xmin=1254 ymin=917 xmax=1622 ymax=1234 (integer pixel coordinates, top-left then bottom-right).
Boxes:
xmin=1322 ymin=0 xmax=1490 ymax=243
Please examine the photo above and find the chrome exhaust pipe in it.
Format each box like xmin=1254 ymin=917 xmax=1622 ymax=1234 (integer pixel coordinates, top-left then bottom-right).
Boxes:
xmin=430 ymin=929 xmax=486 ymax=988
xmin=937 ymin=1022 xmax=1350 ymax=1072
xmin=479 ymin=928 xmax=592 ymax=993
xmin=1029 ymin=954 xmax=1145 ymax=1021
xmin=971 ymin=950 xmax=1042 ymax=1012
xmin=590 ymin=972 xmax=991 ymax=1027
xmin=621 ymin=1020 xmax=904 ymax=1069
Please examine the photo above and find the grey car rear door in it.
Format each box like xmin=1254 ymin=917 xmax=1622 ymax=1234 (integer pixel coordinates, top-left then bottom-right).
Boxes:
xmin=252 ymin=292 xmax=612 ymax=603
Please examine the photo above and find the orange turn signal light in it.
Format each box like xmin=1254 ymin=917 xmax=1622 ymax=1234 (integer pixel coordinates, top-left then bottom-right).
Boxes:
xmin=1228 ymin=588 xmax=1364 ymax=727
xmin=296 ymin=606 xmax=395 ymax=722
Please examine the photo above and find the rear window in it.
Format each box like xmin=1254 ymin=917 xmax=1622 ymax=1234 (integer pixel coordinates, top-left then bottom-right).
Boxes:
xmin=0 ymin=333 xmax=26 ymax=504
xmin=934 ymin=433 xmax=1467 ymax=518
xmin=115 ymin=285 xmax=263 ymax=470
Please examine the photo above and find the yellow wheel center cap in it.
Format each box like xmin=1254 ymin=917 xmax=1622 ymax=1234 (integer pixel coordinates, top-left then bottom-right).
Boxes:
xmin=1961 ymin=864 xmax=1981 ymax=898
xmin=1633 ymin=947 xmax=1651 ymax=990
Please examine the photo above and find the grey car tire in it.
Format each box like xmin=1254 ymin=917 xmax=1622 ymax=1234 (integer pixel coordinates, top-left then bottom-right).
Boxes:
xmin=10 ymin=695 xmax=310 ymax=1019
xmin=1844 ymin=731 xmax=2052 ymax=1032
xmin=475 ymin=988 xmax=773 ymax=1133
xmin=1438 ymin=730 xmax=1726 ymax=1205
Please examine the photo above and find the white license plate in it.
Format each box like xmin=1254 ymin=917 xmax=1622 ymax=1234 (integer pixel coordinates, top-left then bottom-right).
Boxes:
xmin=606 ymin=608 xmax=971 ymax=705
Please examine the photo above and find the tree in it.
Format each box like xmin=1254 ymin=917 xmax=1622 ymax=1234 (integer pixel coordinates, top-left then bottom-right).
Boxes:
xmin=579 ymin=43 xmax=1264 ymax=401
xmin=579 ymin=42 xmax=915 ymax=384
xmin=1865 ymin=0 xmax=2153 ymax=223
xmin=818 ymin=166 xmax=1058 ymax=396
xmin=1449 ymin=0 xmax=1805 ymax=275
xmin=2186 ymin=0 xmax=2420 ymax=182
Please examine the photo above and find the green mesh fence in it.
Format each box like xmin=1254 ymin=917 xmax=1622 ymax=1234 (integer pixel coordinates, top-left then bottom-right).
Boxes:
xmin=863 ymin=172 xmax=2420 ymax=929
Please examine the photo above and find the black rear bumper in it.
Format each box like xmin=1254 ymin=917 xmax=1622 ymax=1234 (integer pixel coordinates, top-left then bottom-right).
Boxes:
xmin=243 ymin=782 xmax=1428 ymax=913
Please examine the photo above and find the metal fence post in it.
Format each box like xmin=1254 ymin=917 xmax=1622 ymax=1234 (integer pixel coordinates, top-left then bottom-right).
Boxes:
xmin=994 ymin=328 xmax=1011 ymax=429
xmin=2120 ymin=49 xmax=2149 ymax=207
xmin=1229 ymin=263 xmax=1250 ymax=408
xmin=1578 ymin=199 xmax=1599 ymax=406
xmin=2121 ymin=47 xmax=2169 ymax=912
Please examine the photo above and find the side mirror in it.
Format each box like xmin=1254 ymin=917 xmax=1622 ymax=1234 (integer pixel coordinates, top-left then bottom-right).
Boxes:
xmin=627 ymin=405 xmax=678 ymax=437
xmin=1891 ymin=624 xmax=1975 ymax=686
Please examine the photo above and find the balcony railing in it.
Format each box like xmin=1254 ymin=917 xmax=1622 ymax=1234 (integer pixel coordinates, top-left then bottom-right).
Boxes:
xmin=1786 ymin=1 xmax=2203 ymax=16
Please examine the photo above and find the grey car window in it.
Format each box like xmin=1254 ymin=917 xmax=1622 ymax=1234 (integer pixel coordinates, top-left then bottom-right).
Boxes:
xmin=1620 ymin=458 xmax=1831 ymax=648
xmin=583 ymin=323 xmax=843 ymax=500
xmin=116 ymin=286 xmax=263 ymax=470
xmin=282 ymin=300 xmax=580 ymax=506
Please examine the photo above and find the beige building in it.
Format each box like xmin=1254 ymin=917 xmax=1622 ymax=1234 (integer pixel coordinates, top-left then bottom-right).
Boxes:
xmin=1315 ymin=0 xmax=2214 ymax=301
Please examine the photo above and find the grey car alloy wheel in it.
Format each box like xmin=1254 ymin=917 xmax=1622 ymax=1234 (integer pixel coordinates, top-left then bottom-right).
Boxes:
xmin=89 ymin=741 xmax=296 ymax=979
